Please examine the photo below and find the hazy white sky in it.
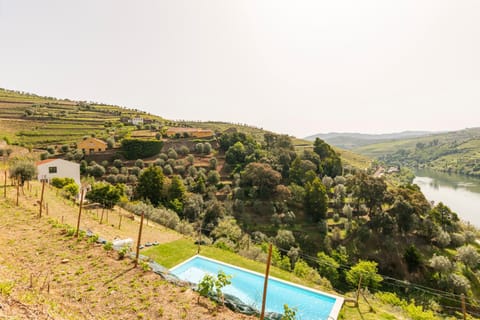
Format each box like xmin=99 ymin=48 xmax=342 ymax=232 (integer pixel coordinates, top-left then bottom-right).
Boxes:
xmin=1 ymin=0 xmax=479 ymax=138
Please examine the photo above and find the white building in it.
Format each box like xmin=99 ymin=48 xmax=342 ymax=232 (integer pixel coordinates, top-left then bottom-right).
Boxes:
xmin=131 ymin=117 xmax=144 ymax=125
xmin=36 ymin=159 xmax=81 ymax=186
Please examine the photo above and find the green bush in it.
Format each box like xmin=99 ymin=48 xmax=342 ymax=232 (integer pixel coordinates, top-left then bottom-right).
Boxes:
xmin=121 ymin=139 xmax=163 ymax=160
xmin=51 ymin=177 xmax=75 ymax=189
xmin=62 ymin=183 xmax=79 ymax=198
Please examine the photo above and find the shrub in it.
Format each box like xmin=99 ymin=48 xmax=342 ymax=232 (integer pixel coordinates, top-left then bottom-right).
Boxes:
xmin=118 ymin=245 xmax=129 ymax=260
xmin=51 ymin=177 xmax=75 ymax=189
xmin=167 ymin=148 xmax=178 ymax=159
xmin=130 ymin=166 xmax=141 ymax=177
xmin=106 ymin=137 xmax=115 ymax=149
xmin=163 ymin=165 xmax=173 ymax=175
xmin=346 ymin=260 xmax=383 ymax=290
xmin=113 ymin=159 xmax=123 ymax=169
xmin=86 ymin=164 xmax=106 ymax=178
xmin=274 ymin=229 xmax=295 ymax=251
xmin=429 ymin=254 xmax=453 ymax=275
xmin=207 ymin=170 xmax=220 ymax=185
xmin=62 ymin=183 xmax=79 ymax=198
xmin=333 ymin=213 xmax=340 ymax=222
xmin=281 ymin=304 xmax=297 ymax=320
xmin=209 ymin=157 xmax=217 ymax=170
xmin=126 ymin=175 xmax=136 ymax=184
xmin=103 ymin=242 xmax=114 ymax=251
xmin=175 ymin=220 xmax=194 ymax=236
xmin=106 ymin=174 xmax=117 ymax=184
xmin=197 ymin=271 xmax=232 ymax=305
xmin=435 ymin=230 xmax=451 ymax=248
xmin=178 ymin=145 xmax=190 ymax=156
xmin=159 ymin=153 xmax=168 ymax=160
xmin=109 ymin=167 xmax=119 ymax=175
xmin=174 ymin=165 xmax=186 ymax=176
xmin=186 ymin=155 xmax=195 ymax=166
xmin=203 ymin=142 xmax=212 ymax=154
xmin=195 ymin=143 xmax=204 ymax=154
xmin=317 ymin=252 xmax=340 ymax=284
xmin=456 ymin=245 xmax=480 ymax=269
xmin=135 ymin=159 xmax=145 ymax=168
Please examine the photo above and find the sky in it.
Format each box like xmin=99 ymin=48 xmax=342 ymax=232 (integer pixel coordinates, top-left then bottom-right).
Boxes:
xmin=1 ymin=0 xmax=480 ymax=138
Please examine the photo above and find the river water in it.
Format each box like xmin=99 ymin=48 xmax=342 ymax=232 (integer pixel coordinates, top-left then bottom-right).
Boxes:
xmin=413 ymin=169 xmax=480 ymax=228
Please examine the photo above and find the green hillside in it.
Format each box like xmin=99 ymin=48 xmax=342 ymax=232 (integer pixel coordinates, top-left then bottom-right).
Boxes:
xmin=354 ymin=128 xmax=480 ymax=177
xmin=0 ymin=88 xmax=164 ymax=147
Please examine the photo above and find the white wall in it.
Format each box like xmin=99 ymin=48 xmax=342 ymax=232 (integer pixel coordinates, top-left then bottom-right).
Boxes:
xmin=37 ymin=159 xmax=81 ymax=187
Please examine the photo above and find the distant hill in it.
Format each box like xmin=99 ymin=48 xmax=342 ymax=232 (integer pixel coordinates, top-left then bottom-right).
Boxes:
xmin=304 ymin=131 xmax=435 ymax=149
xmin=352 ymin=127 xmax=480 ymax=177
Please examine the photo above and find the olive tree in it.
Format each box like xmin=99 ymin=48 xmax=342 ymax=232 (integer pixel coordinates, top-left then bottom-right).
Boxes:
xmin=9 ymin=161 xmax=37 ymax=185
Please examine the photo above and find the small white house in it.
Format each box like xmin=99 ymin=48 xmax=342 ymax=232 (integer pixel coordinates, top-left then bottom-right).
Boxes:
xmin=36 ymin=159 xmax=81 ymax=186
xmin=131 ymin=117 xmax=144 ymax=126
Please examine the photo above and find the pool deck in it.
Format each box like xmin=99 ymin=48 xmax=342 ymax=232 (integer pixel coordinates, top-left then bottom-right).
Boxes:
xmin=170 ymin=254 xmax=345 ymax=320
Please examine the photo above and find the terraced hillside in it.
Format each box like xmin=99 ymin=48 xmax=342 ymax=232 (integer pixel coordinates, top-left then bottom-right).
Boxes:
xmin=353 ymin=127 xmax=480 ymax=176
xmin=0 ymin=88 xmax=163 ymax=147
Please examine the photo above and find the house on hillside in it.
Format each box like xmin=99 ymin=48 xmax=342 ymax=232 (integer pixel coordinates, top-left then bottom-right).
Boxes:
xmin=36 ymin=159 xmax=80 ymax=186
xmin=77 ymin=137 xmax=107 ymax=155
xmin=131 ymin=117 xmax=144 ymax=126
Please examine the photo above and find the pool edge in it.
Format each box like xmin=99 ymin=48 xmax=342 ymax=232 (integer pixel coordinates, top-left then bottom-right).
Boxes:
xmin=170 ymin=254 xmax=345 ymax=320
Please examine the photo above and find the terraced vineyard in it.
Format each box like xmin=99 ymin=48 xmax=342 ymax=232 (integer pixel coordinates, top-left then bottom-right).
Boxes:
xmin=0 ymin=88 xmax=163 ymax=147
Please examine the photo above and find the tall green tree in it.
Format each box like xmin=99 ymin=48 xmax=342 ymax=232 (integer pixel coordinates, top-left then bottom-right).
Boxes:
xmin=167 ymin=175 xmax=186 ymax=213
xmin=313 ymin=138 xmax=342 ymax=177
xmin=240 ymin=162 xmax=282 ymax=199
xmin=225 ymin=141 xmax=246 ymax=166
xmin=350 ymin=172 xmax=387 ymax=215
xmin=136 ymin=166 xmax=164 ymax=206
xmin=304 ymin=177 xmax=327 ymax=222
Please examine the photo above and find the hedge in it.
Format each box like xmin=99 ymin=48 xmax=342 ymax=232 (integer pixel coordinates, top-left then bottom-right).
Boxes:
xmin=121 ymin=139 xmax=164 ymax=160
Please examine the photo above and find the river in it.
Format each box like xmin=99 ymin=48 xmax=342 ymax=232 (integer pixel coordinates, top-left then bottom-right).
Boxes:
xmin=413 ymin=169 xmax=480 ymax=228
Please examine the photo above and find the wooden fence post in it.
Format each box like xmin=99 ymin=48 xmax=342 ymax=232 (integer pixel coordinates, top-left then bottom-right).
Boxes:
xmin=16 ymin=175 xmax=20 ymax=206
xmin=356 ymin=274 xmax=363 ymax=307
xmin=75 ymin=188 xmax=85 ymax=238
xmin=3 ymin=169 xmax=7 ymax=198
xmin=461 ymin=293 xmax=467 ymax=320
xmin=39 ymin=179 xmax=46 ymax=218
xmin=260 ymin=243 xmax=273 ymax=320
xmin=134 ymin=212 xmax=145 ymax=268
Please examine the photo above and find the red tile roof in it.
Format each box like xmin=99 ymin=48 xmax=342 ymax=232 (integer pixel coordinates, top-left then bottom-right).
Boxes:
xmin=36 ymin=158 xmax=57 ymax=166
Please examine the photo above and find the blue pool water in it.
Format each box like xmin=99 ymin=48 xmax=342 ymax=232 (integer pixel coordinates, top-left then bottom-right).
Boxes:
xmin=170 ymin=255 xmax=343 ymax=320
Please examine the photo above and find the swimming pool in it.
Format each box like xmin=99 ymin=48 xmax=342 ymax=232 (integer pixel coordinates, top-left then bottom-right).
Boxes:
xmin=170 ymin=255 xmax=344 ymax=320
